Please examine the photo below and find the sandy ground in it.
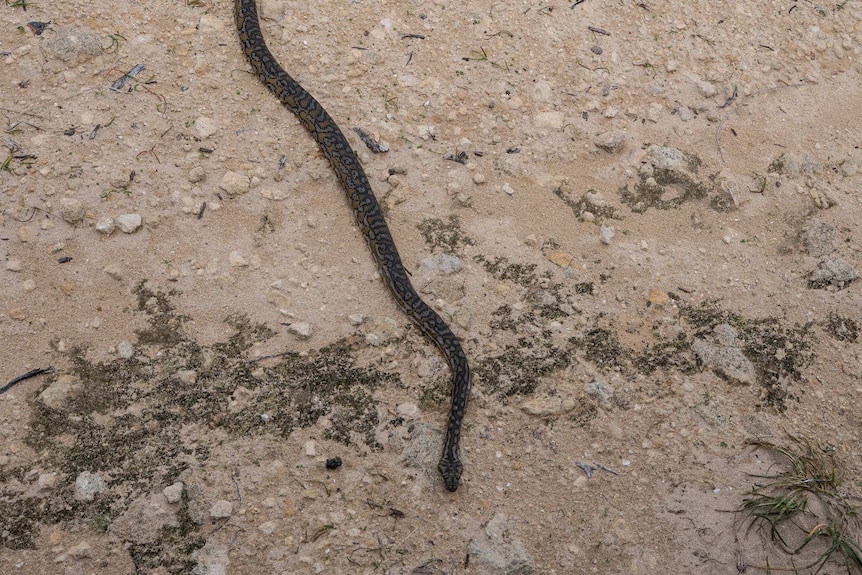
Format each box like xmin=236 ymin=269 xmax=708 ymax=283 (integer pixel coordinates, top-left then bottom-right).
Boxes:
xmin=2 ymin=0 xmax=862 ymax=573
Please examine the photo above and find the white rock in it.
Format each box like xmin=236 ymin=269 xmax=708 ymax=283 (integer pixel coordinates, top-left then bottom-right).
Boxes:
xmin=95 ymin=216 xmax=115 ymax=235
xmin=75 ymin=471 xmax=106 ymax=501
xmin=348 ymin=314 xmax=365 ymax=326
xmin=259 ymin=520 xmax=277 ymax=536
xmin=60 ymin=198 xmax=86 ymax=224
xmin=195 ymin=116 xmax=219 ymax=138
xmin=38 ymin=375 xmax=82 ymax=410
xmin=303 ymin=440 xmax=317 ymax=456
xmin=287 ymin=322 xmax=313 ymax=340
xmin=115 ymin=214 xmax=142 ymax=233
xmin=117 ymin=340 xmax=134 ymax=359
xmin=229 ymin=251 xmax=249 ymax=267
xmin=502 ymin=182 xmax=515 ymax=196
xmin=397 ymin=402 xmax=419 ymax=417
xmin=218 ymin=171 xmax=250 ymax=197
xmin=599 ymin=225 xmax=615 ymax=245
xmin=163 ymin=482 xmax=184 ymax=503
xmin=260 ymin=187 xmax=290 ymax=201
xmin=209 ymin=500 xmax=233 ymax=519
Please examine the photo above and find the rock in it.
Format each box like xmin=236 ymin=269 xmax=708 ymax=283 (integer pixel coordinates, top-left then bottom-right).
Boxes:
xmin=163 ymin=482 xmax=184 ymax=504
xmin=258 ymin=520 xmax=277 ymax=536
xmin=397 ymin=402 xmax=419 ymax=418
xmin=647 ymin=145 xmax=699 ymax=175
xmin=693 ymin=78 xmax=717 ymax=98
xmin=599 ymin=225 xmax=615 ymax=245
xmin=188 ymin=166 xmax=206 ymax=183
xmin=115 ymin=214 xmax=142 ymax=233
xmin=194 ymin=116 xmax=219 ymax=138
xmin=75 ymin=471 xmax=106 ymax=501
xmin=229 ymin=251 xmax=249 ymax=267
xmin=5 ymin=259 xmax=22 ymax=271
xmin=533 ymin=111 xmax=563 ymax=130
xmin=198 ymin=14 xmax=225 ymax=34
xmin=420 ymin=254 xmax=462 ymax=274
xmin=219 ymin=171 xmax=250 ymax=197
xmin=38 ymin=473 xmax=58 ymax=491
xmin=42 ymin=29 xmax=102 ymax=64
xmin=348 ymin=314 xmax=365 ymax=326
xmin=94 ymin=216 xmax=116 ymax=235
xmin=807 ymin=259 xmax=859 ymax=290
xmin=303 ymin=440 xmax=317 ymax=457
xmin=677 ymin=106 xmax=694 ymax=121
xmin=594 ymin=130 xmax=626 ymax=153
xmin=585 ymin=378 xmax=614 ymax=403
xmin=111 ymin=493 xmax=178 ymax=544
xmin=17 ymin=226 xmax=36 ymax=242
xmin=117 ymin=340 xmax=134 ymax=359
xmin=260 ymin=187 xmax=290 ymax=201
xmin=802 ymin=221 xmax=835 ymax=257
xmin=59 ymin=197 xmax=86 ymax=224
xmin=502 ymin=182 xmax=516 ymax=196
xmin=691 ymin=323 xmax=756 ymax=385
xmin=469 ymin=513 xmax=535 ymax=575
xmin=287 ymin=322 xmax=313 ymax=340
xmin=209 ymin=500 xmax=233 ymax=519
xmin=38 ymin=374 xmax=82 ymax=410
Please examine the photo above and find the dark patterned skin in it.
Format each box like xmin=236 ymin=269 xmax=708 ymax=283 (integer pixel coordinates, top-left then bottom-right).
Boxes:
xmin=235 ymin=0 xmax=471 ymax=492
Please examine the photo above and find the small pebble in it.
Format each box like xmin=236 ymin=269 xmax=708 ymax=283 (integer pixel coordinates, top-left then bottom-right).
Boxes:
xmin=95 ymin=216 xmax=115 ymax=235
xmin=163 ymin=482 xmax=184 ymax=503
xmin=117 ymin=340 xmax=134 ymax=359
xmin=325 ymin=457 xmax=343 ymax=470
xmin=115 ymin=214 xmax=142 ymax=234
xmin=501 ymin=182 xmax=515 ymax=196
xmin=599 ymin=225 xmax=615 ymax=245
xmin=304 ymin=440 xmax=317 ymax=456
xmin=209 ymin=500 xmax=233 ymax=519
xmin=287 ymin=322 xmax=313 ymax=339
xmin=75 ymin=471 xmax=105 ymax=501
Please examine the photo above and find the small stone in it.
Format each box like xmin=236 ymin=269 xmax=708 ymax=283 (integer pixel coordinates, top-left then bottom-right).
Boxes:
xmin=59 ymin=198 xmax=86 ymax=224
xmin=666 ymin=60 xmax=678 ymax=72
xmin=188 ymin=166 xmax=206 ymax=183
xmin=533 ymin=111 xmax=563 ymax=130
xmin=472 ymin=173 xmax=487 ymax=185
xmin=287 ymin=322 xmax=313 ymax=340
xmin=38 ymin=473 xmax=58 ymax=491
xmin=194 ymin=116 xmax=219 ymax=138
xmin=95 ymin=216 xmax=116 ymax=235
xmin=163 ymin=482 xmax=184 ymax=503
xmin=38 ymin=375 xmax=82 ymax=410
xmin=117 ymin=340 xmax=134 ymax=359
xmin=501 ymin=182 xmax=515 ymax=196
xmin=258 ymin=520 xmax=277 ymax=536
xmin=397 ymin=402 xmax=419 ymax=417
xmin=420 ymin=254 xmax=462 ymax=274
xmin=594 ymin=130 xmax=626 ymax=153
xmin=348 ymin=314 xmax=365 ymax=326
xmin=177 ymin=370 xmax=197 ymax=385
xmin=6 ymin=259 xmax=23 ymax=272
xmin=17 ymin=226 xmax=36 ymax=242
xmin=677 ymin=106 xmax=694 ymax=121
xmin=209 ymin=500 xmax=233 ymax=519
xmin=219 ymin=171 xmax=250 ymax=197
xmin=115 ymin=214 xmax=142 ymax=233
xmin=303 ymin=440 xmax=317 ymax=457
xmin=694 ymin=78 xmax=717 ymax=98
xmin=841 ymin=159 xmax=858 ymax=176
xmin=22 ymin=279 xmax=36 ymax=292
xmin=229 ymin=250 xmax=249 ymax=267
xmin=75 ymin=471 xmax=106 ymax=501
xmin=599 ymin=225 xmax=615 ymax=245
xmin=260 ymin=187 xmax=289 ymax=201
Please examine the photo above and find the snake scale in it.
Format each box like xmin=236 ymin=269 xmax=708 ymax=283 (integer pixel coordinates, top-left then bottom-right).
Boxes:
xmin=235 ymin=0 xmax=471 ymax=492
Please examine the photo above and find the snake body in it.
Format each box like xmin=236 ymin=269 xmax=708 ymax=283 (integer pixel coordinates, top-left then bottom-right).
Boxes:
xmin=235 ymin=0 xmax=471 ymax=491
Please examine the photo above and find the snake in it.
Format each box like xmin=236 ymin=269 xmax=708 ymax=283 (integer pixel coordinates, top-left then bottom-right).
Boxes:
xmin=234 ymin=0 xmax=471 ymax=492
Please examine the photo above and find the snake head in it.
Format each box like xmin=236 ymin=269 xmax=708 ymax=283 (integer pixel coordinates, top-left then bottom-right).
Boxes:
xmin=438 ymin=455 xmax=463 ymax=492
